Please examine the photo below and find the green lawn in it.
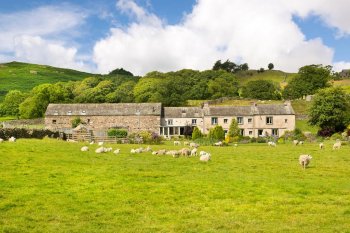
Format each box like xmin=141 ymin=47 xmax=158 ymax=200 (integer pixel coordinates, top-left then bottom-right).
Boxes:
xmin=0 ymin=139 xmax=349 ymax=232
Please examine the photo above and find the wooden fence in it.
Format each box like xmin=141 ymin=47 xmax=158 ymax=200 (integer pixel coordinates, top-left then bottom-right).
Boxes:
xmin=66 ymin=132 xmax=129 ymax=143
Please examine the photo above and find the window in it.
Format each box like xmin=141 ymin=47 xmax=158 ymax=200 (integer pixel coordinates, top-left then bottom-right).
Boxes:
xmin=272 ymin=129 xmax=278 ymax=136
xmin=237 ymin=117 xmax=243 ymax=124
xmin=285 ymin=119 xmax=288 ymax=123
xmin=249 ymin=131 xmax=253 ymax=135
xmin=168 ymin=119 xmax=173 ymax=125
xmin=248 ymin=118 xmax=252 ymax=123
xmin=211 ymin=117 xmax=218 ymax=125
xmin=224 ymin=119 xmax=228 ymax=124
xmin=52 ymin=120 xmax=57 ymax=124
xmin=258 ymin=129 xmax=263 ymax=136
xmin=240 ymin=129 xmax=244 ymax=136
xmin=87 ymin=119 xmax=90 ymax=124
xmin=266 ymin=117 xmax=273 ymax=125
xmin=192 ymin=119 xmax=197 ymax=125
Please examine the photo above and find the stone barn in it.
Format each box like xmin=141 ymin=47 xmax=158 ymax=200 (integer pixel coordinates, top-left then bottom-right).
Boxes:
xmin=45 ymin=103 xmax=162 ymax=134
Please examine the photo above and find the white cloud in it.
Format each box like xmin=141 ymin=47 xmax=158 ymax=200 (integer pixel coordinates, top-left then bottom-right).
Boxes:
xmin=333 ymin=61 xmax=350 ymax=72
xmin=14 ymin=35 xmax=89 ymax=71
xmin=93 ymin=0 xmax=347 ymax=75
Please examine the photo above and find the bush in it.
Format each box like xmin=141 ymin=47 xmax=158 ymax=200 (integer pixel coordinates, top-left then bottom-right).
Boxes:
xmin=330 ymin=133 xmax=343 ymax=141
xmin=208 ymin=125 xmax=225 ymax=141
xmin=257 ymin=137 xmax=267 ymax=143
xmin=193 ymin=137 xmax=217 ymax=146
xmin=317 ymin=127 xmax=336 ymax=137
xmin=192 ymin=127 xmax=203 ymax=140
xmin=0 ymin=128 xmax=65 ymax=140
xmin=107 ymin=128 xmax=128 ymax=138
xmin=71 ymin=117 xmax=82 ymax=128
xmin=137 ymin=131 xmax=162 ymax=144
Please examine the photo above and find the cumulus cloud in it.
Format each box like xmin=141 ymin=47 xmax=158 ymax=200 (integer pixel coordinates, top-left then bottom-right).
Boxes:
xmin=93 ymin=0 xmax=350 ymax=75
xmin=0 ymin=5 xmax=90 ymax=71
xmin=333 ymin=61 xmax=350 ymax=72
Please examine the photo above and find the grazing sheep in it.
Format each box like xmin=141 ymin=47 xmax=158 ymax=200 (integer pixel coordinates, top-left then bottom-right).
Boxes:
xmin=144 ymin=146 xmax=152 ymax=152
xmin=152 ymin=151 xmax=158 ymax=155
xmin=298 ymin=141 xmax=304 ymax=145
xmin=319 ymin=143 xmax=324 ymax=149
xmin=183 ymin=141 xmax=190 ymax=146
xmin=180 ymin=148 xmax=191 ymax=157
xmin=199 ymin=151 xmax=208 ymax=156
xmin=81 ymin=146 xmax=89 ymax=152
xmin=0 ymin=138 xmax=3 ymax=143
xmin=267 ymin=141 xmax=276 ymax=147
xmin=105 ymin=147 xmax=113 ymax=152
xmin=200 ymin=152 xmax=211 ymax=162
xmin=9 ymin=136 xmax=16 ymax=142
xmin=166 ymin=150 xmax=180 ymax=157
xmin=98 ymin=142 xmax=104 ymax=146
xmin=214 ymin=141 xmax=223 ymax=146
xmin=157 ymin=149 xmax=167 ymax=155
xmin=189 ymin=142 xmax=199 ymax=148
xmin=293 ymin=140 xmax=299 ymax=146
xmin=299 ymin=154 xmax=312 ymax=169
xmin=113 ymin=149 xmax=120 ymax=155
xmin=95 ymin=147 xmax=106 ymax=153
xmin=333 ymin=141 xmax=341 ymax=150
xmin=174 ymin=141 xmax=181 ymax=146
xmin=191 ymin=148 xmax=198 ymax=156
xmin=89 ymin=141 xmax=94 ymax=145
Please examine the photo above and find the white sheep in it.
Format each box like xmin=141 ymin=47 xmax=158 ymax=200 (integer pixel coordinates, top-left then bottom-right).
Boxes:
xmin=189 ymin=142 xmax=199 ymax=148
xmin=214 ymin=141 xmax=223 ymax=146
xmin=95 ymin=147 xmax=106 ymax=153
xmin=0 ymin=138 xmax=3 ymax=143
xmin=89 ymin=141 xmax=94 ymax=145
xmin=267 ymin=141 xmax=276 ymax=147
xmin=319 ymin=143 xmax=324 ymax=149
xmin=8 ymin=136 xmax=16 ymax=142
xmin=191 ymin=148 xmax=198 ymax=156
xmin=81 ymin=146 xmax=89 ymax=152
xmin=200 ymin=152 xmax=211 ymax=162
xmin=179 ymin=148 xmax=191 ymax=157
xmin=299 ymin=154 xmax=312 ymax=169
xmin=183 ymin=141 xmax=190 ymax=146
xmin=105 ymin=147 xmax=113 ymax=152
xmin=166 ymin=150 xmax=180 ymax=157
xmin=293 ymin=140 xmax=299 ymax=146
xmin=298 ymin=141 xmax=304 ymax=145
xmin=98 ymin=142 xmax=104 ymax=146
xmin=113 ymin=149 xmax=120 ymax=155
xmin=333 ymin=141 xmax=341 ymax=150
xmin=199 ymin=151 xmax=208 ymax=156
xmin=174 ymin=141 xmax=181 ymax=146
xmin=143 ymin=146 xmax=152 ymax=152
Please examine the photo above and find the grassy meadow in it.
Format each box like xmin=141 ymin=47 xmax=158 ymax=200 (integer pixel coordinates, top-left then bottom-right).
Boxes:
xmin=0 ymin=139 xmax=349 ymax=232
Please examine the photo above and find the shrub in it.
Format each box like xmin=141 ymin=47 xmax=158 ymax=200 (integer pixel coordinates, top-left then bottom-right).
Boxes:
xmin=107 ymin=128 xmax=128 ymax=138
xmin=192 ymin=127 xmax=203 ymax=140
xmin=193 ymin=137 xmax=217 ymax=146
xmin=208 ymin=125 xmax=225 ymax=141
xmin=137 ymin=131 xmax=162 ymax=144
xmin=257 ymin=137 xmax=267 ymax=143
xmin=330 ymin=133 xmax=343 ymax=141
xmin=317 ymin=127 xmax=336 ymax=137
xmin=0 ymin=128 xmax=65 ymax=140
xmin=71 ymin=117 xmax=82 ymax=128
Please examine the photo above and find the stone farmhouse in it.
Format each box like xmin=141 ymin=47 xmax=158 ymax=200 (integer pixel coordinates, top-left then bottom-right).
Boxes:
xmin=45 ymin=102 xmax=295 ymax=138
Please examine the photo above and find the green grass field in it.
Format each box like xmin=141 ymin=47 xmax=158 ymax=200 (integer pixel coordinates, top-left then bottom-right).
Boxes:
xmin=1 ymin=139 xmax=349 ymax=232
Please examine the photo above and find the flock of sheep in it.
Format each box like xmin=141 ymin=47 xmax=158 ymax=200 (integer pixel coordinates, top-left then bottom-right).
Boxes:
xmin=0 ymin=136 xmax=16 ymax=143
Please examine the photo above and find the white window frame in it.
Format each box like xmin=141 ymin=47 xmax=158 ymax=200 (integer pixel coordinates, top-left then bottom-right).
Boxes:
xmin=211 ymin=117 xmax=218 ymax=125
xmin=266 ymin=116 xmax=273 ymax=125
xmin=237 ymin=117 xmax=243 ymax=125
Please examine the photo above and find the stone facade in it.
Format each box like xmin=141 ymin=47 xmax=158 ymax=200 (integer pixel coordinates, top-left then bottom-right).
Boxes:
xmin=45 ymin=102 xmax=295 ymax=138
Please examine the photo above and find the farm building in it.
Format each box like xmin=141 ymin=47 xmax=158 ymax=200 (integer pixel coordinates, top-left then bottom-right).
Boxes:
xmin=45 ymin=102 xmax=295 ymax=138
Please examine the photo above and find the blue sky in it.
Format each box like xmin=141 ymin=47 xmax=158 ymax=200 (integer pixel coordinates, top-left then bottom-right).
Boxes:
xmin=0 ymin=0 xmax=349 ymax=74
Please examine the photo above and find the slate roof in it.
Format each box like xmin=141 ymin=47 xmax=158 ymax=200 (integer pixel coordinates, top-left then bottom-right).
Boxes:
xmin=163 ymin=107 xmax=202 ymax=118
xmin=205 ymin=104 xmax=294 ymax=116
xmin=45 ymin=103 xmax=162 ymax=116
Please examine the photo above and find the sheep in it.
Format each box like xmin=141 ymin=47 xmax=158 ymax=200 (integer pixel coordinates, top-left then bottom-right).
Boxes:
xmin=214 ymin=141 xmax=223 ymax=146
xmin=179 ymin=148 xmax=191 ymax=157
xmin=267 ymin=141 xmax=276 ymax=147
xmin=174 ymin=141 xmax=181 ymax=146
xmin=319 ymin=143 xmax=324 ymax=149
xmin=189 ymin=142 xmax=199 ymax=148
xmin=199 ymin=151 xmax=208 ymax=156
xmin=113 ymin=149 xmax=120 ymax=155
xmin=156 ymin=149 xmax=167 ymax=155
xmin=8 ymin=136 xmax=16 ymax=142
xmin=166 ymin=150 xmax=180 ymax=157
xmin=95 ymin=147 xmax=106 ymax=153
xmin=66 ymin=139 xmax=77 ymax=143
xmin=143 ymin=146 xmax=152 ymax=152
xmin=0 ymin=138 xmax=3 ymax=143
xmin=183 ymin=141 xmax=190 ymax=146
xmin=98 ymin=142 xmax=104 ymax=146
xmin=299 ymin=154 xmax=312 ymax=169
xmin=105 ymin=147 xmax=113 ymax=152
xmin=293 ymin=140 xmax=299 ymax=146
xmin=190 ymin=148 xmax=198 ymax=156
xmin=333 ymin=141 xmax=341 ymax=150
xmin=200 ymin=152 xmax=211 ymax=162
xmin=89 ymin=141 xmax=94 ymax=145
xmin=152 ymin=151 xmax=158 ymax=155
xmin=81 ymin=146 xmax=89 ymax=152
xmin=298 ymin=141 xmax=304 ymax=145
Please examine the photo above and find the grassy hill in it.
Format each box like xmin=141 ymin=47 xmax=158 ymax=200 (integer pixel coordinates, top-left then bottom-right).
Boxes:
xmin=0 ymin=62 xmax=96 ymax=101
xmin=235 ymin=70 xmax=297 ymax=88
xmin=0 ymin=139 xmax=349 ymax=232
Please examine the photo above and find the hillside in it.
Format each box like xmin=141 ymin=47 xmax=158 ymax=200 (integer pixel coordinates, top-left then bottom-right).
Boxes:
xmin=235 ymin=70 xmax=297 ymax=88
xmin=0 ymin=62 xmax=96 ymax=101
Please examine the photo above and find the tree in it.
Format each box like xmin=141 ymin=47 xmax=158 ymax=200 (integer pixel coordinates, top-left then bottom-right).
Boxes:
xmin=241 ymin=80 xmax=281 ymax=100
xmin=268 ymin=63 xmax=274 ymax=70
xmin=208 ymin=125 xmax=225 ymax=141
xmin=283 ymin=64 xmax=332 ymax=99
xmin=0 ymin=90 xmax=26 ymax=117
xmin=308 ymin=87 xmax=350 ymax=133
xmin=192 ymin=127 xmax=203 ymax=140
xmin=109 ymin=68 xmax=133 ymax=76
xmin=228 ymin=118 xmax=240 ymax=137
